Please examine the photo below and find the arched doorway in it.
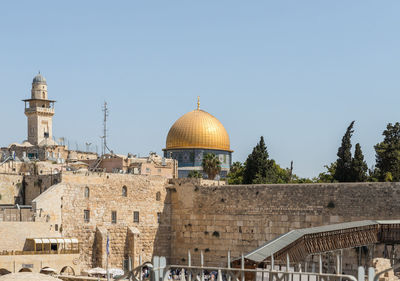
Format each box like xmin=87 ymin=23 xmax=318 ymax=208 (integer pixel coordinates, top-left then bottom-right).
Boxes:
xmin=60 ymin=266 xmax=75 ymax=276
xmin=40 ymin=266 xmax=57 ymax=275
xmin=0 ymin=268 xmax=11 ymax=276
xmin=19 ymin=268 xmax=32 ymax=272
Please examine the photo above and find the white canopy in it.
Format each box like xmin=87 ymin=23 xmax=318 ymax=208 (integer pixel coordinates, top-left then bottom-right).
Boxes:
xmin=31 ymin=238 xmax=79 ymax=244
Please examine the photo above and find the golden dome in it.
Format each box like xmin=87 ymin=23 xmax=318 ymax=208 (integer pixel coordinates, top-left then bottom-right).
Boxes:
xmin=166 ymin=109 xmax=231 ymax=151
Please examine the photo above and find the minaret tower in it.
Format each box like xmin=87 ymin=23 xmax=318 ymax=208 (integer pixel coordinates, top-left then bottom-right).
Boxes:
xmin=23 ymin=73 xmax=56 ymax=145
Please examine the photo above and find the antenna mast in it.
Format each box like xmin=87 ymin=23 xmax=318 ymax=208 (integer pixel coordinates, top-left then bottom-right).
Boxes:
xmin=102 ymin=102 xmax=111 ymax=155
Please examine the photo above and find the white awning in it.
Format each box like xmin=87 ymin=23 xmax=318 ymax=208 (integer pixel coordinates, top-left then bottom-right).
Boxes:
xmin=30 ymin=238 xmax=78 ymax=244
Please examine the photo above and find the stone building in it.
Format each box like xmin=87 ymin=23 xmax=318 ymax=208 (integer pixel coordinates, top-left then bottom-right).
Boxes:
xmin=84 ymin=152 xmax=178 ymax=178
xmin=163 ymin=98 xmax=233 ymax=178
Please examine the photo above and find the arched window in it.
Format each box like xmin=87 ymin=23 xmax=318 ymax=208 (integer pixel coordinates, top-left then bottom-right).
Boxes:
xmin=156 ymin=192 xmax=161 ymax=201
xmin=84 ymin=186 xmax=90 ymax=198
xmin=122 ymin=186 xmax=127 ymax=197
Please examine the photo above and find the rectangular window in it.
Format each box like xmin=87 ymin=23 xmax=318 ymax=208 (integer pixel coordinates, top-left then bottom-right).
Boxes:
xmin=123 ymin=258 xmax=130 ymax=271
xmin=111 ymin=211 xmax=117 ymax=224
xmin=157 ymin=212 xmax=161 ymax=223
xmin=84 ymin=210 xmax=90 ymax=223
xmin=133 ymin=211 xmax=139 ymax=223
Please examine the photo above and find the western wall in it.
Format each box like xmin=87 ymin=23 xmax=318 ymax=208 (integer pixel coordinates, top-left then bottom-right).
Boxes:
xmin=168 ymin=180 xmax=400 ymax=267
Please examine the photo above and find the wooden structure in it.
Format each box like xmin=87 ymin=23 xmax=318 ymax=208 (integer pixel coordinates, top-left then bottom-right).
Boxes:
xmin=238 ymin=220 xmax=400 ymax=266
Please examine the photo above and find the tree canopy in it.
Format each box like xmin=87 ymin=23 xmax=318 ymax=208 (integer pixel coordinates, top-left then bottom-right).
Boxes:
xmin=374 ymin=122 xmax=400 ymax=181
xmin=333 ymin=121 xmax=355 ymax=182
xmin=202 ymin=153 xmax=221 ymax=180
xmin=227 ymin=161 xmax=244 ymax=184
xmin=242 ymin=136 xmax=270 ymax=184
xmin=351 ymin=143 xmax=368 ymax=182
xmin=188 ymin=170 xmax=202 ymax=178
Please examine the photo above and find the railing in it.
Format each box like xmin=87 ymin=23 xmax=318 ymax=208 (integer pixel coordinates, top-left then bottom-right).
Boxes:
xmin=25 ymin=107 xmax=55 ymax=114
xmin=0 ymin=249 xmax=79 ymax=256
xmin=115 ymin=251 xmax=358 ymax=281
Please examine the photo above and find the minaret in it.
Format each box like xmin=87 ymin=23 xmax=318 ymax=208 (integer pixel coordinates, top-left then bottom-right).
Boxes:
xmin=23 ymin=73 xmax=56 ymax=145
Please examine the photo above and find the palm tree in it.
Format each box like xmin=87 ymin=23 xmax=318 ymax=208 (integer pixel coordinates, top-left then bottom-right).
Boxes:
xmin=202 ymin=153 xmax=221 ymax=180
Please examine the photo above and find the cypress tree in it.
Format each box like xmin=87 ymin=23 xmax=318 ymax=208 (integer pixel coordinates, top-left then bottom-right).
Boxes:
xmin=334 ymin=121 xmax=355 ymax=182
xmin=243 ymin=136 xmax=270 ymax=184
xmin=351 ymin=143 xmax=368 ymax=182
xmin=375 ymin=122 xmax=400 ymax=181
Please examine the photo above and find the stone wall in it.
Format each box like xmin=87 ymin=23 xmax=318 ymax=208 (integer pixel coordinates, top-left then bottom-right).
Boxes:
xmin=169 ymin=181 xmax=400 ymax=266
xmin=25 ymin=173 xmax=62 ymax=205
xmin=0 ymin=208 xmax=34 ymax=222
xmin=0 ymin=253 xmax=80 ymax=275
xmin=0 ymin=222 xmax=60 ymax=251
xmin=0 ymin=174 xmax=24 ymax=205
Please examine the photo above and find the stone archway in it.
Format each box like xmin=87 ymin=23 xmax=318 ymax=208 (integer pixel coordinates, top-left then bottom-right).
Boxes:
xmin=19 ymin=268 xmax=32 ymax=272
xmin=0 ymin=268 xmax=11 ymax=276
xmin=60 ymin=266 xmax=75 ymax=276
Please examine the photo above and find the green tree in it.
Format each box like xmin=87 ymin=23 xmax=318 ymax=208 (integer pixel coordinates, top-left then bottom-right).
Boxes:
xmin=242 ymin=137 xmax=293 ymax=184
xmin=202 ymin=153 xmax=221 ymax=180
xmin=374 ymin=122 xmax=400 ymax=181
xmin=334 ymin=121 xmax=355 ymax=182
xmin=243 ymin=136 xmax=270 ymax=184
xmin=188 ymin=170 xmax=202 ymax=178
xmin=227 ymin=161 xmax=244 ymax=184
xmin=351 ymin=143 xmax=368 ymax=182
xmin=317 ymin=162 xmax=337 ymax=183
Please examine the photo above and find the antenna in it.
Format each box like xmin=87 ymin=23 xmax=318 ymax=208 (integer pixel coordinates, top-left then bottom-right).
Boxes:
xmin=101 ymin=102 xmax=112 ymax=155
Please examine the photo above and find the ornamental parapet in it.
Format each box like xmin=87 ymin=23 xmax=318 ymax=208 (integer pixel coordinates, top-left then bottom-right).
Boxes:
xmin=24 ymin=107 xmax=55 ymax=115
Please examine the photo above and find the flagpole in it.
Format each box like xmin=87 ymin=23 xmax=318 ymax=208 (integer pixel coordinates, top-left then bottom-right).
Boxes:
xmin=106 ymin=234 xmax=110 ymax=281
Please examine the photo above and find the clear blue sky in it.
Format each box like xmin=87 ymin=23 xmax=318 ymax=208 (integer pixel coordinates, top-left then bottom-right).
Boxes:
xmin=1 ymin=1 xmax=399 ymax=178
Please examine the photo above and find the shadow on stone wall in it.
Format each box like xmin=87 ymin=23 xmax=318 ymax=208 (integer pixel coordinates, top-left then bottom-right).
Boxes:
xmin=150 ymin=186 xmax=173 ymax=265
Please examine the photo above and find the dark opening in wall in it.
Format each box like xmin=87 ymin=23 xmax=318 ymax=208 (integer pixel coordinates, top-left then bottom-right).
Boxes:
xmin=212 ymin=231 xmax=220 ymax=238
xmin=327 ymin=200 xmax=335 ymax=208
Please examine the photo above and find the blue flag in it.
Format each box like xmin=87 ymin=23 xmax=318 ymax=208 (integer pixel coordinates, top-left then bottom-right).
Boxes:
xmin=106 ymin=235 xmax=110 ymax=255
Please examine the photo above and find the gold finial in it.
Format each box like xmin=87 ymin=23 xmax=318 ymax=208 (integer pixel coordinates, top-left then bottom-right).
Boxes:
xmin=197 ymin=96 xmax=200 ymax=110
